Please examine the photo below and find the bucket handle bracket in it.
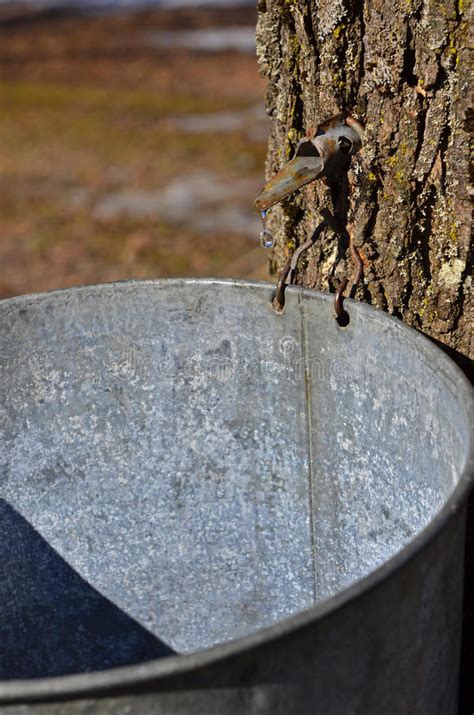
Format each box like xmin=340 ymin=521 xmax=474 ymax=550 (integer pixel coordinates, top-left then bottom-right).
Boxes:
xmin=272 ymin=208 xmax=364 ymax=323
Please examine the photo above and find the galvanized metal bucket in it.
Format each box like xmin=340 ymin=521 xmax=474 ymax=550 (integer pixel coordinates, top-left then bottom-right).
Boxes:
xmin=0 ymin=279 xmax=472 ymax=714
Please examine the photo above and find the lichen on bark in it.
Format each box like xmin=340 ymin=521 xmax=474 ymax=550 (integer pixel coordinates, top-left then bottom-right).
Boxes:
xmin=256 ymin=0 xmax=472 ymax=359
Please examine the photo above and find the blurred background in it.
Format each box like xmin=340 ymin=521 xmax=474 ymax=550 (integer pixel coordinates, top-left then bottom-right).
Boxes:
xmin=0 ymin=0 xmax=269 ymax=298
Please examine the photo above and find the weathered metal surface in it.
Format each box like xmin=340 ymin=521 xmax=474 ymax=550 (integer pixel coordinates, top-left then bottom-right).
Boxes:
xmin=0 ymin=279 xmax=472 ymax=714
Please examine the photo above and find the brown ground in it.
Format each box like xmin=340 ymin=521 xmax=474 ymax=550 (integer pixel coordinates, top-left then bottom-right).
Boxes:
xmin=0 ymin=5 xmax=270 ymax=298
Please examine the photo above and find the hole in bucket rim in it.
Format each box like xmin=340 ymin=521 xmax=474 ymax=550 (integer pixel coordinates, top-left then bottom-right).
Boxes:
xmin=271 ymin=290 xmax=285 ymax=313
xmin=335 ymin=309 xmax=350 ymax=327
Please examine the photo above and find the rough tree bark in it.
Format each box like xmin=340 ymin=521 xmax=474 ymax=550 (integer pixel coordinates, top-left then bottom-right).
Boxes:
xmin=255 ymin=0 xmax=472 ymax=359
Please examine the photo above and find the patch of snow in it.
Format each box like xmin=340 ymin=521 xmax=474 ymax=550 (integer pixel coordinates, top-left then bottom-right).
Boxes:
xmin=145 ymin=26 xmax=256 ymax=53
xmin=92 ymin=171 xmax=261 ymax=236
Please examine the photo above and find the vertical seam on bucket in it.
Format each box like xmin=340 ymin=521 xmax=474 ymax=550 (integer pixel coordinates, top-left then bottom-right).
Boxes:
xmin=299 ymin=293 xmax=318 ymax=603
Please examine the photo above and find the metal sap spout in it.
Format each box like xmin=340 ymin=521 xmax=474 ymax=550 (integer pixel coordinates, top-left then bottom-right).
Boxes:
xmin=254 ymin=113 xmax=364 ymax=213
xmin=254 ymin=151 xmax=324 ymax=213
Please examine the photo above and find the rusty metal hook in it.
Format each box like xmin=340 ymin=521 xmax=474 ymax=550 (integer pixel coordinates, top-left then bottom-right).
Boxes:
xmin=272 ymin=211 xmax=363 ymax=322
xmin=333 ymin=232 xmax=364 ymax=323
xmin=273 ymin=260 xmax=292 ymax=312
xmin=334 ymin=277 xmax=349 ymax=322
xmin=272 ymin=220 xmax=327 ymax=312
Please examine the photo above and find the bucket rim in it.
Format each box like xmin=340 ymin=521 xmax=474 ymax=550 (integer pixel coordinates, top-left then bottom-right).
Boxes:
xmin=0 ymin=277 xmax=472 ymax=703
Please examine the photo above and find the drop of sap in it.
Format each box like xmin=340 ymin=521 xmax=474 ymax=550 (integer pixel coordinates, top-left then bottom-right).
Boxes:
xmin=259 ymin=210 xmax=274 ymax=248
xmin=260 ymin=230 xmax=274 ymax=248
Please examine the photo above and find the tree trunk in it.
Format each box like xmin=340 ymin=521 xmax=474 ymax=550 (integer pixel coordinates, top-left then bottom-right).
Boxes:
xmin=255 ymin=0 xmax=472 ymax=359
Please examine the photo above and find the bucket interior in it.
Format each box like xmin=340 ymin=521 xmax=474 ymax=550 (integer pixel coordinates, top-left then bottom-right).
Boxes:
xmin=0 ymin=280 xmax=470 ymax=679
